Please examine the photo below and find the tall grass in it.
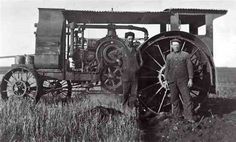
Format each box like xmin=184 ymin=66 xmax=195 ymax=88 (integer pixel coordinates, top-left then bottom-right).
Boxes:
xmin=216 ymin=67 xmax=236 ymax=98
xmin=0 ymin=96 xmax=140 ymax=141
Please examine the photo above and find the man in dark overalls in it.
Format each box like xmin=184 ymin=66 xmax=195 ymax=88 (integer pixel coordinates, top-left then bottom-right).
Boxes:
xmin=165 ymin=38 xmax=195 ymax=123
xmin=116 ymin=32 xmax=143 ymax=112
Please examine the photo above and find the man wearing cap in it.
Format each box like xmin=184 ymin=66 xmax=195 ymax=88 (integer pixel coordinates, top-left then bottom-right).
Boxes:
xmin=116 ymin=32 xmax=143 ymax=113
xmin=164 ymin=38 xmax=195 ymax=123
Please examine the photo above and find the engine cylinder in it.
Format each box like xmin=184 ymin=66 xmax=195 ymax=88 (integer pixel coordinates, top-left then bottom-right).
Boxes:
xmin=25 ymin=55 xmax=34 ymax=65
xmin=15 ymin=55 xmax=25 ymax=64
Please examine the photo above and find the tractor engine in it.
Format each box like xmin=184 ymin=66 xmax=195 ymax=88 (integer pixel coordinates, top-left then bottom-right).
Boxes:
xmin=72 ymin=39 xmax=98 ymax=72
xmin=71 ymin=28 xmax=126 ymax=75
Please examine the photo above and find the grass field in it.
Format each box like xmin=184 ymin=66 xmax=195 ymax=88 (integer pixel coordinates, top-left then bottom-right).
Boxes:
xmin=0 ymin=95 xmax=140 ymax=141
xmin=216 ymin=67 xmax=236 ymax=98
xmin=0 ymin=67 xmax=236 ymax=141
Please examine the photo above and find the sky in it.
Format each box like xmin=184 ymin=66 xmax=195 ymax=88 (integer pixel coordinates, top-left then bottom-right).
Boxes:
xmin=0 ymin=0 xmax=236 ymax=67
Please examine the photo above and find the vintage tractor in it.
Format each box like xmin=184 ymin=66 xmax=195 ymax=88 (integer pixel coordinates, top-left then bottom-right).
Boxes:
xmin=0 ymin=8 xmax=227 ymax=113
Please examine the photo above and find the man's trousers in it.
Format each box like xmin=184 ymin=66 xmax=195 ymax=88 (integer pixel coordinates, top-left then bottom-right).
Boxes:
xmin=123 ymin=80 xmax=138 ymax=108
xmin=169 ymin=79 xmax=193 ymax=120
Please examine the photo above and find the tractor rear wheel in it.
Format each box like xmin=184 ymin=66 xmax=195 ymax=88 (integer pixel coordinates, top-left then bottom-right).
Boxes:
xmin=138 ymin=31 xmax=213 ymax=114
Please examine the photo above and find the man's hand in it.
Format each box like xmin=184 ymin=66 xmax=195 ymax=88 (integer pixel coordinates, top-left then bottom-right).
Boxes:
xmin=164 ymin=81 xmax=169 ymax=90
xmin=138 ymin=51 xmax=144 ymax=67
xmin=187 ymin=79 xmax=193 ymax=88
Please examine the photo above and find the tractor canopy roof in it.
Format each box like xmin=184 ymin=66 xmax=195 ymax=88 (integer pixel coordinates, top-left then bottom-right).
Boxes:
xmin=60 ymin=8 xmax=227 ymax=26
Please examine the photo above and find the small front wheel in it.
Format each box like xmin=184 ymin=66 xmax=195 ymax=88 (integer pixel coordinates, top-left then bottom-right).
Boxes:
xmin=0 ymin=67 xmax=40 ymax=101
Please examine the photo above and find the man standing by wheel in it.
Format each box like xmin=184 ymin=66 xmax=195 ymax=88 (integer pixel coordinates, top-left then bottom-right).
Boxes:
xmin=164 ymin=38 xmax=195 ymax=123
xmin=116 ymin=32 xmax=143 ymax=114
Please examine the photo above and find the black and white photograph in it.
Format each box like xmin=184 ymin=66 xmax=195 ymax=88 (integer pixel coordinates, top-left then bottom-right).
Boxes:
xmin=0 ymin=0 xmax=236 ymax=141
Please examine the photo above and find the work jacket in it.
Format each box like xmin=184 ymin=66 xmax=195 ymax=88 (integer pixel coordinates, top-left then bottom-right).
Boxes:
xmin=119 ymin=44 xmax=142 ymax=82
xmin=164 ymin=51 xmax=193 ymax=83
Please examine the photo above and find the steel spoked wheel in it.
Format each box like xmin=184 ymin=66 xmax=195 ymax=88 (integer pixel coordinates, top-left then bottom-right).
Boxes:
xmin=138 ymin=31 xmax=212 ymax=114
xmin=138 ymin=40 xmax=170 ymax=114
xmin=100 ymin=65 xmax=122 ymax=93
xmin=42 ymin=80 xmax=72 ymax=99
xmin=0 ymin=67 xmax=40 ymax=101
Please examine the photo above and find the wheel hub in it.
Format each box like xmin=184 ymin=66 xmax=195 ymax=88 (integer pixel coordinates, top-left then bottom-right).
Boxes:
xmin=108 ymin=72 xmax=114 ymax=78
xmin=158 ymin=66 xmax=168 ymax=89
xmin=12 ymin=81 xmax=27 ymax=97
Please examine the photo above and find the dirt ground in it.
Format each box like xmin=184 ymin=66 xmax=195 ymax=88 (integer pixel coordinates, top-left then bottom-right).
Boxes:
xmin=79 ymin=88 xmax=236 ymax=142
xmin=138 ymin=96 xmax=236 ymax=142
